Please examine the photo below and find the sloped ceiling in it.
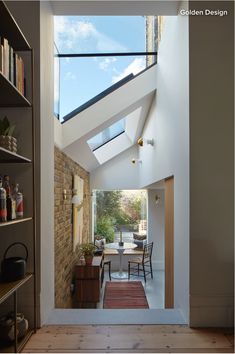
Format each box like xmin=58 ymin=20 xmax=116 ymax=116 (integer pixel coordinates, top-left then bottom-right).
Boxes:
xmin=57 ymin=64 xmax=157 ymax=172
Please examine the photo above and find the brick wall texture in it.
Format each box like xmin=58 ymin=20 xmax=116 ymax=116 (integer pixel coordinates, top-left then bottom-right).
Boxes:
xmin=54 ymin=146 xmax=90 ymax=308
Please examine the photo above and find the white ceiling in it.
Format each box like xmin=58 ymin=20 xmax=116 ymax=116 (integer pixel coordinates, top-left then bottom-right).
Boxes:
xmin=59 ymin=64 xmax=157 ymax=171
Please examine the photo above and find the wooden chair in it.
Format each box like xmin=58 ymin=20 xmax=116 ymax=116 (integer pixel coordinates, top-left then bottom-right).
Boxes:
xmin=104 ymin=259 xmax=111 ymax=281
xmin=93 ymin=242 xmax=112 ymax=281
xmin=128 ymin=242 xmax=153 ymax=282
xmin=94 ymin=242 xmax=111 ymax=280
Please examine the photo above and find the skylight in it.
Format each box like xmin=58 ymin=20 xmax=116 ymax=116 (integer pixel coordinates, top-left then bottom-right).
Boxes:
xmin=54 ymin=16 xmax=151 ymax=120
xmin=87 ymin=119 xmax=125 ymax=151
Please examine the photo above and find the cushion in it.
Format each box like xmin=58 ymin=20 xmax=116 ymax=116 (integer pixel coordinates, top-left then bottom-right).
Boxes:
xmin=133 ymin=233 xmax=147 ymax=240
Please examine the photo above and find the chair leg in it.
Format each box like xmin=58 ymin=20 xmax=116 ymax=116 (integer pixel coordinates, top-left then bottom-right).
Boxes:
xmin=128 ymin=262 xmax=130 ymax=280
xmin=150 ymin=260 xmax=153 ymax=279
xmin=143 ymin=263 xmax=146 ymax=283
xmin=108 ymin=262 xmax=111 ymax=281
xmin=138 ymin=263 xmax=140 ymax=275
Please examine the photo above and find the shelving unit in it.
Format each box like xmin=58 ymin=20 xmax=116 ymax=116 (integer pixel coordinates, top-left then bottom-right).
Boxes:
xmin=0 ymin=147 xmax=32 ymax=163
xmin=0 ymin=274 xmax=33 ymax=304
xmin=0 ymin=1 xmax=37 ymax=352
xmin=0 ymin=73 xmax=31 ymax=107
xmin=0 ymin=217 xmax=33 ymax=228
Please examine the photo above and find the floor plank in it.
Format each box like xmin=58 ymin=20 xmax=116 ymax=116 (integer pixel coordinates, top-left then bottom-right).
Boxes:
xmin=22 ymin=325 xmax=234 ymax=353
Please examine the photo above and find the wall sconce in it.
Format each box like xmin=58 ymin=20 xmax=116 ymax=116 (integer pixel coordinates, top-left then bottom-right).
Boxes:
xmin=137 ymin=137 xmax=154 ymax=147
xmin=155 ymin=194 xmax=160 ymax=206
xmin=131 ymin=158 xmax=142 ymax=164
xmin=63 ymin=188 xmax=81 ymax=205
xmin=71 ymin=189 xmax=81 ymax=205
xmin=63 ymin=189 xmax=67 ymax=200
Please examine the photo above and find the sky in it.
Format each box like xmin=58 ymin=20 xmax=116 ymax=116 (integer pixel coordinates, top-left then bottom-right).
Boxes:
xmin=54 ymin=16 xmax=147 ymax=120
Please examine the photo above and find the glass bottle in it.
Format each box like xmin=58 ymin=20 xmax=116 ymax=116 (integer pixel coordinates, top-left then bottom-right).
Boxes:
xmin=13 ymin=183 xmax=23 ymax=218
xmin=0 ymin=176 xmax=7 ymax=222
xmin=4 ymin=175 xmax=16 ymax=220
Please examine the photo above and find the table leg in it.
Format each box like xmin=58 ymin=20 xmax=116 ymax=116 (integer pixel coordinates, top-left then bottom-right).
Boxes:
xmin=119 ymin=250 xmax=123 ymax=276
xmin=111 ymin=249 xmax=128 ymax=279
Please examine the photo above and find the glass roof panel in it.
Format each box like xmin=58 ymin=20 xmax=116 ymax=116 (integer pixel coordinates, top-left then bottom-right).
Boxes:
xmin=87 ymin=119 xmax=125 ymax=151
xmin=54 ymin=16 xmax=146 ymax=54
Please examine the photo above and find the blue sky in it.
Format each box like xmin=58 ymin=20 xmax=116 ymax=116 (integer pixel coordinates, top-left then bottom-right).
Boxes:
xmin=54 ymin=16 xmax=147 ymax=119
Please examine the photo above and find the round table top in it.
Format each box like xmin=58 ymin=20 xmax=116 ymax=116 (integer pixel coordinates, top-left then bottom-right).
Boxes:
xmin=105 ymin=242 xmax=137 ymax=250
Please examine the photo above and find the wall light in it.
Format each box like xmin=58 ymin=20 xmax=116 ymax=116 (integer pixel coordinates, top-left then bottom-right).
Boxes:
xmin=63 ymin=189 xmax=67 ymax=200
xmin=63 ymin=188 xmax=81 ymax=205
xmin=155 ymin=194 xmax=161 ymax=206
xmin=137 ymin=137 xmax=154 ymax=147
xmin=71 ymin=189 xmax=81 ymax=205
xmin=131 ymin=158 xmax=142 ymax=164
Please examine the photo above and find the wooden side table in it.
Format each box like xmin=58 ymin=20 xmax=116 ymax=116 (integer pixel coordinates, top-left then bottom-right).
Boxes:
xmin=73 ymin=256 xmax=104 ymax=308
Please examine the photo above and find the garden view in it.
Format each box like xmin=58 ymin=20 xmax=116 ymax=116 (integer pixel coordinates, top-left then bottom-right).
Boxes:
xmin=94 ymin=190 xmax=147 ymax=243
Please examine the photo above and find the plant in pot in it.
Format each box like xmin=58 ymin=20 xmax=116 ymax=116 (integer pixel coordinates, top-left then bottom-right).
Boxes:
xmin=78 ymin=243 xmax=96 ymax=266
xmin=0 ymin=116 xmax=17 ymax=153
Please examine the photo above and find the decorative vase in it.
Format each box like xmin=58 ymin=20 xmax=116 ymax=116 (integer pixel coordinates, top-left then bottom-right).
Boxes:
xmin=84 ymin=255 xmax=93 ymax=266
xmin=0 ymin=136 xmax=17 ymax=153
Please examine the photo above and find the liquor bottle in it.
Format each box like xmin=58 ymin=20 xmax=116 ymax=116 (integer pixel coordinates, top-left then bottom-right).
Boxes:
xmin=3 ymin=175 xmax=16 ymax=220
xmin=13 ymin=183 xmax=23 ymax=218
xmin=0 ymin=176 xmax=7 ymax=222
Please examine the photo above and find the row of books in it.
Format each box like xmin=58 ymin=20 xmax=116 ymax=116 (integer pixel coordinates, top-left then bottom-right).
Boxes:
xmin=0 ymin=36 xmax=25 ymax=96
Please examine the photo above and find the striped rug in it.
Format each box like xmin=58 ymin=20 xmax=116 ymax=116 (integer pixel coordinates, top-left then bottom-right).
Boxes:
xmin=103 ymin=281 xmax=149 ymax=309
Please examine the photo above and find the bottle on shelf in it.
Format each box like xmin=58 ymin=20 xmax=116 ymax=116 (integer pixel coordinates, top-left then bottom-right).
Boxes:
xmin=13 ymin=183 xmax=24 ymax=218
xmin=0 ymin=175 xmax=7 ymax=222
xmin=3 ymin=175 xmax=16 ymax=220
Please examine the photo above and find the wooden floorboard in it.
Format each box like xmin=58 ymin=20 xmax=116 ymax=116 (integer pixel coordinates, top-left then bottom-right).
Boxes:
xmin=22 ymin=325 xmax=234 ymax=353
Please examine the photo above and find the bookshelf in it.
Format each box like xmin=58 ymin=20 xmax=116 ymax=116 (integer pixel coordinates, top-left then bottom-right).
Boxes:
xmin=0 ymin=1 xmax=37 ymax=352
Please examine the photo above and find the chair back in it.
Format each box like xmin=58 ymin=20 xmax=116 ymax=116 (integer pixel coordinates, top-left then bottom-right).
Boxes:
xmin=142 ymin=242 xmax=153 ymax=262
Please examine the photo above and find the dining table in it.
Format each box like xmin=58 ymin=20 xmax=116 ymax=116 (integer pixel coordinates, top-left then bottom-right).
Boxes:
xmin=105 ymin=242 xmax=137 ymax=279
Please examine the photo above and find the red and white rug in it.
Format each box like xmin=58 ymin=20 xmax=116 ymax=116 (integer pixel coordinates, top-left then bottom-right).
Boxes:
xmin=103 ymin=281 xmax=149 ymax=309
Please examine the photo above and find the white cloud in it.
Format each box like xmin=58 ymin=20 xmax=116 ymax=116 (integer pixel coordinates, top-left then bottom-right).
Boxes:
xmin=96 ymin=34 xmax=126 ymax=52
xmin=64 ymin=71 xmax=76 ymax=81
xmin=112 ymin=58 xmax=146 ymax=83
xmin=99 ymin=57 xmax=117 ymax=71
xmin=54 ymin=17 xmax=127 ymax=53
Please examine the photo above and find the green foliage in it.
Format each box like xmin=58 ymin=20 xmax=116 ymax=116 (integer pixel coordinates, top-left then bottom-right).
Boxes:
xmin=0 ymin=116 xmax=15 ymax=136
xmin=96 ymin=190 xmax=122 ymax=220
xmin=96 ymin=216 xmax=114 ymax=243
xmin=95 ymin=190 xmax=147 ymax=238
xmin=78 ymin=243 xmax=96 ymax=256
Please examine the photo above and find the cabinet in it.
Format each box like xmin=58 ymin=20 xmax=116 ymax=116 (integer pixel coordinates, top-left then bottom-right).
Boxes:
xmin=73 ymin=256 xmax=104 ymax=308
xmin=0 ymin=1 xmax=37 ymax=352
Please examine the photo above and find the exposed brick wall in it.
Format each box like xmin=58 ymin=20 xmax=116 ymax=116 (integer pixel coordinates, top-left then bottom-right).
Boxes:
xmin=54 ymin=146 xmax=90 ymax=308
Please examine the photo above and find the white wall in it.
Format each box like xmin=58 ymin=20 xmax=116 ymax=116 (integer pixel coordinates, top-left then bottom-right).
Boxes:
xmin=189 ymin=1 xmax=234 ymax=327
xmin=90 ymin=145 xmax=139 ymax=190
xmin=90 ymin=7 xmax=190 ymax=321
xmin=139 ymin=10 xmax=190 ymax=321
xmin=40 ymin=1 xmax=55 ymax=325
xmin=148 ymin=189 xmax=165 ymax=270
xmin=54 ymin=117 xmax=63 ymax=149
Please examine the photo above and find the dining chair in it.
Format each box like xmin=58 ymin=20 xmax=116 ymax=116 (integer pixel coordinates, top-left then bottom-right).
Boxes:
xmin=93 ymin=241 xmax=112 ymax=281
xmin=104 ymin=258 xmax=111 ymax=281
xmin=128 ymin=242 xmax=153 ymax=282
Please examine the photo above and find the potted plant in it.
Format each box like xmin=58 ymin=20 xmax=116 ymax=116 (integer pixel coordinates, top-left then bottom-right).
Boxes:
xmin=0 ymin=116 xmax=17 ymax=153
xmin=78 ymin=243 xmax=96 ymax=265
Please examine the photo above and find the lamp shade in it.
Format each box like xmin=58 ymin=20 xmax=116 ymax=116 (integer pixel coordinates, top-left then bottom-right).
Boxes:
xmin=71 ymin=194 xmax=81 ymax=205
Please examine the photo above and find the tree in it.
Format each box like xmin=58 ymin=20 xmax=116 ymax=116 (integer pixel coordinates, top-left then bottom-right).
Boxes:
xmin=95 ymin=190 xmax=122 ymax=219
